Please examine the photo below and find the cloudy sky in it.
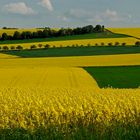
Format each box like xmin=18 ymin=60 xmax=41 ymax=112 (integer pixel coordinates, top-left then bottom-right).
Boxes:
xmin=0 ymin=0 xmax=140 ymax=28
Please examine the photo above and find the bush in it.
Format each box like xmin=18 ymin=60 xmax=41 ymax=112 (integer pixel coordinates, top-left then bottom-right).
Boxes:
xmin=87 ymin=43 xmax=91 ymax=47
xmin=135 ymin=41 xmax=140 ymax=47
xmin=101 ymin=42 xmax=105 ymax=46
xmin=115 ymin=42 xmax=120 ymax=46
xmin=72 ymin=44 xmax=75 ymax=47
xmin=108 ymin=43 xmax=113 ymax=46
xmin=30 ymin=45 xmax=37 ymax=50
xmin=38 ymin=44 xmax=43 ymax=48
xmin=44 ymin=44 xmax=50 ymax=49
xmin=16 ymin=45 xmax=23 ymax=50
xmin=122 ymin=43 xmax=126 ymax=46
xmin=95 ymin=43 xmax=98 ymax=46
xmin=75 ymin=44 xmax=79 ymax=47
xmin=10 ymin=46 xmax=15 ymax=50
xmin=3 ymin=46 xmax=9 ymax=50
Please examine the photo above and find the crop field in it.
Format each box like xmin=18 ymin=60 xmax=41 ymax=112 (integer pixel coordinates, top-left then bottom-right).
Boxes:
xmin=0 ymin=37 xmax=139 ymax=49
xmin=0 ymin=67 xmax=99 ymax=88
xmin=0 ymin=28 xmax=140 ymax=139
xmin=3 ymin=46 xmax=140 ymax=58
xmin=0 ymin=32 xmax=129 ymax=45
xmin=0 ymin=54 xmax=140 ymax=68
xmin=84 ymin=66 xmax=140 ymax=88
xmin=1 ymin=87 xmax=140 ymax=139
xmin=0 ymin=53 xmax=18 ymax=59
xmin=109 ymin=28 xmax=140 ymax=38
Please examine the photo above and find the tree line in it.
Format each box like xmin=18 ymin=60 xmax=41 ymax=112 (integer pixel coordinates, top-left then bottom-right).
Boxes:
xmin=0 ymin=41 xmax=140 ymax=51
xmin=0 ymin=25 xmax=105 ymax=41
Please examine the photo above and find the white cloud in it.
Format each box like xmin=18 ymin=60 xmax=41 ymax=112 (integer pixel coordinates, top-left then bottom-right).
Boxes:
xmin=64 ymin=8 xmax=128 ymax=24
xmin=3 ymin=2 xmax=35 ymax=15
xmin=38 ymin=0 xmax=53 ymax=11
xmin=102 ymin=9 xmax=123 ymax=22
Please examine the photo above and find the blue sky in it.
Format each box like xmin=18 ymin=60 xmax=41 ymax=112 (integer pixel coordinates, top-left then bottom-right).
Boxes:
xmin=0 ymin=0 xmax=140 ymax=28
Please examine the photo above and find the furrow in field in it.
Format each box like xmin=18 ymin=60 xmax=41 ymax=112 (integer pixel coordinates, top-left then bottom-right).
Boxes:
xmin=0 ymin=67 xmax=99 ymax=88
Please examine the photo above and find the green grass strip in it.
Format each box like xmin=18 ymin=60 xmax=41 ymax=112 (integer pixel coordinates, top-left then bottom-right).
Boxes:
xmin=84 ymin=66 xmax=140 ymax=88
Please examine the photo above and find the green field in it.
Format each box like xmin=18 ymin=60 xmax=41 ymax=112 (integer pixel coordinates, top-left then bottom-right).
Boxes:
xmin=84 ymin=66 xmax=140 ymax=88
xmin=2 ymin=46 xmax=140 ymax=58
xmin=0 ymin=32 xmax=129 ymax=45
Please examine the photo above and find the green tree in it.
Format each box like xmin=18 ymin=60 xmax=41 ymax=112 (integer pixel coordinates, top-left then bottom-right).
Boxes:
xmin=115 ymin=42 xmax=120 ymax=46
xmin=10 ymin=46 xmax=15 ymax=50
xmin=16 ymin=45 xmax=23 ymax=50
xmin=38 ymin=44 xmax=43 ymax=48
xmin=44 ymin=44 xmax=50 ymax=49
xmin=3 ymin=46 xmax=9 ymax=50
xmin=30 ymin=45 xmax=37 ymax=49
xmin=122 ymin=43 xmax=126 ymax=46
xmin=94 ymin=25 xmax=102 ymax=32
xmin=13 ymin=31 xmax=21 ymax=40
xmin=108 ymin=43 xmax=113 ymax=46
xmin=2 ymin=33 xmax=8 ymax=40
xmin=101 ymin=42 xmax=105 ymax=46
xmin=135 ymin=41 xmax=140 ymax=47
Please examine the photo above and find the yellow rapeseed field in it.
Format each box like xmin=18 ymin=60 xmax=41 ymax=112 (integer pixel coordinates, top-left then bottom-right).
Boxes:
xmin=109 ymin=28 xmax=140 ymax=38
xmin=0 ymin=37 xmax=138 ymax=49
xmin=0 ymin=50 xmax=140 ymax=138
xmin=0 ymin=53 xmax=18 ymax=59
xmin=0 ymin=54 xmax=140 ymax=68
xmin=0 ymin=67 xmax=99 ymax=88
xmin=0 ymin=87 xmax=140 ymax=133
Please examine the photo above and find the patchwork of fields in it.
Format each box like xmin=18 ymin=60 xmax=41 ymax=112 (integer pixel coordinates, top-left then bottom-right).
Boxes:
xmin=0 ymin=37 xmax=139 ymax=49
xmin=0 ymin=28 xmax=140 ymax=139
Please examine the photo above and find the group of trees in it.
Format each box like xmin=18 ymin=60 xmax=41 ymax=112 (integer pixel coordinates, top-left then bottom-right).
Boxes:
xmin=0 ymin=44 xmax=50 ymax=51
xmin=0 ymin=25 xmax=105 ymax=41
xmin=0 ymin=41 xmax=140 ymax=51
